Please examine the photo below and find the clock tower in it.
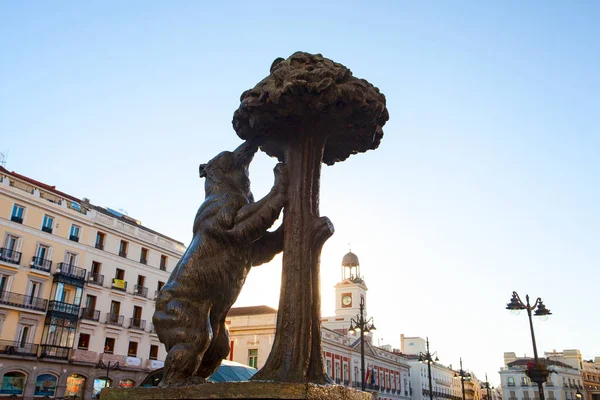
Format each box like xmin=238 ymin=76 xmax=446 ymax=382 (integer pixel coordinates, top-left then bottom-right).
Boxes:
xmin=334 ymin=251 xmax=368 ymax=318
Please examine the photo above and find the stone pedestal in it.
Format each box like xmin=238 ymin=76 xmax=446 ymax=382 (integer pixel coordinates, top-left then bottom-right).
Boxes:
xmin=100 ymin=382 xmax=374 ymax=400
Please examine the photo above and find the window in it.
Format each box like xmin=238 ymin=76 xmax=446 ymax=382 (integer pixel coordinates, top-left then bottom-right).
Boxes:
xmin=113 ymin=268 xmax=126 ymax=291
xmin=128 ymin=341 xmax=138 ymax=357
xmin=149 ymin=345 xmax=159 ymax=360
xmin=18 ymin=325 xmax=31 ymax=348
xmin=90 ymin=261 xmax=102 ymax=284
xmin=119 ymin=379 xmax=135 ymax=388
xmin=10 ymin=204 xmax=24 ymax=224
xmin=160 ymin=255 xmax=168 ymax=271
xmin=0 ymin=371 xmax=27 ymax=395
xmin=65 ymin=374 xmax=85 ymax=398
xmin=33 ymin=244 xmax=50 ymax=268
xmin=140 ymin=248 xmax=148 ymax=264
xmin=34 ymin=374 xmax=57 ymax=397
xmin=157 ymin=281 xmax=165 ymax=291
xmin=508 ymin=377 xmax=515 ymax=386
xmin=510 ymin=391 xmax=516 ymax=399
xmin=95 ymin=232 xmax=106 ymax=250
xmin=548 ymin=392 xmax=554 ymax=400
xmin=524 ymin=391 xmax=530 ymax=399
xmin=42 ymin=215 xmax=54 ymax=233
xmin=77 ymin=333 xmax=90 ymax=350
xmin=69 ymin=225 xmax=80 ymax=242
xmin=119 ymin=240 xmax=128 ymax=257
xmin=248 ymin=349 xmax=258 ymax=368
xmin=1 ymin=234 xmax=21 ymax=264
xmin=110 ymin=300 xmax=121 ymax=315
xmin=104 ymin=337 xmax=115 ymax=353
xmin=326 ymin=359 xmax=332 ymax=377
xmin=65 ymin=251 xmax=78 ymax=266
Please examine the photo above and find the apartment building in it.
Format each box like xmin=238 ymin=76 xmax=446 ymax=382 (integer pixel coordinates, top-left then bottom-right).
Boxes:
xmin=499 ymin=352 xmax=584 ymax=400
xmin=0 ymin=167 xmax=184 ymax=399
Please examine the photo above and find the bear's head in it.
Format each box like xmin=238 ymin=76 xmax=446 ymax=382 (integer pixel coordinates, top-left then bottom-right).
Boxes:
xmin=199 ymin=141 xmax=258 ymax=201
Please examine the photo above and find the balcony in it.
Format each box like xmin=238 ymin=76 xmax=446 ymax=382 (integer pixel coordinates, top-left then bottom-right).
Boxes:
xmin=95 ymin=242 xmax=104 ymax=250
xmin=133 ymin=285 xmax=148 ymax=298
xmin=111 ymin=279 xmax=127 ymax=292
xmin=129 ymin=318 xmax=146 ymax=330
xmin=88 ymin=272 xmax=104 ymax=286
xmin=69 ymin=235 xmax=79 ymax=243
xmin=10 ymin=215 xmax=23 ymax=224
xmin=106 ymin=313 xmax=124 ymax=326
xmin=0 ymin=248 xmax=21 ymax=265
xmin=80 ymin=308 xmax=100 ymax=322
xmin=119 ymin=251 xmax=127 ymax=258
xmin=0 ymin=340 xmax=38 ymax=356
xmin=0 ymin=291 xmax=47 ymax=311
xmin=42 ymin=226 xmax=53 ymax=234
xmin=55 ymin=263 xmax=87 ymax=280
xmin=31 ymin=256 xmax=52 ymax=272
xmin=140 ymin=257 xmax=147 ymax=265
xmin=40 ymin=345 xmax=70 ymax=360
xmin=334 ymin=378 xmax=341 ymax=384
xmin=47 ymin=301 xmax=79 ymax=318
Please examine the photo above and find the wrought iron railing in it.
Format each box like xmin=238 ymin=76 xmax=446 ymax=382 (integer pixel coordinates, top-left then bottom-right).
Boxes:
xmin=0 ymin=248 xmax=21 ymax=265
xmin=106 ymin=313 xmax=124 ymax=326
xmin=133 ymin=285 xmax=148 ymax=298
xmin=130 ymin=318 xmax=146 ymax=330
xmin=88 ymin=272 xmax=104 ymax=286
xmin=0 ymin=291 xmax=47 ymax=311
xmin=80 ymin=308 xmax=100 ymax=321
xmin=31 ymin=256 xmax=52 ymax=272
xmin=0 ymin=339 xmax=38 ymax=356
xmin=56 ymin=263 xmax=86 ymax=280
xmin=47 ymin=300 xmax=79 ymax=317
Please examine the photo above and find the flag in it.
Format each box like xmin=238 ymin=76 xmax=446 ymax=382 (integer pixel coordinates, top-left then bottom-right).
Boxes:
xmin=365 ymin=366 xmax=372 ymax=384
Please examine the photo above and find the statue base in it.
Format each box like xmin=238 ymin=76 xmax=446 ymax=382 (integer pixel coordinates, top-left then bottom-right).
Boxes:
xmin=100 ymin=382 xmax=373 ymax=400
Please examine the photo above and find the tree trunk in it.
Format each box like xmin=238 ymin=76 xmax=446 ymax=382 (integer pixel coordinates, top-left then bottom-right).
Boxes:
xmin=251 ymin=134 xmax=334 ymax=383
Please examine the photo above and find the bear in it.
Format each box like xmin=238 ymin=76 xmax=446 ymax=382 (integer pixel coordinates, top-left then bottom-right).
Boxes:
xmin=152 ymin=140 xmax=287 ymax=386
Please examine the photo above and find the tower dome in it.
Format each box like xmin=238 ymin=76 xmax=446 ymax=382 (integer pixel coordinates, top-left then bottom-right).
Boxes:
xmin=342 ymin=251 xmax=359 ymax=267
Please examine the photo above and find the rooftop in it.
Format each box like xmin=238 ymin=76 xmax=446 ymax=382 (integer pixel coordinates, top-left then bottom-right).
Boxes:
xmin=228 ymin=305 xmax=278 ymax=317
xmin=0 ymin=166 xmax=185 ymax=247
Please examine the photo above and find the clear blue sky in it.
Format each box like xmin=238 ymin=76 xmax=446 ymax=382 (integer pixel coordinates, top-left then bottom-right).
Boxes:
xmin=1 ymin=1 xmax=598 ymax=384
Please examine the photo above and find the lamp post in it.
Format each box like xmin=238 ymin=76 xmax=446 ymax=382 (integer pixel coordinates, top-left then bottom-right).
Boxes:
xmin=348 ymin=297 xmax=376 ymax=391
xmin=506 ymin=291 xmax=552 ymax=400
xmin=96 ymin=360 xmax=120 ymax=388
xmin=454 ymin=358 xmax=471 ymax=400
xmin=483 ymin=373 xmax=492 ymax=400
xmin=418 ymin=337 xmax=439 ymax=400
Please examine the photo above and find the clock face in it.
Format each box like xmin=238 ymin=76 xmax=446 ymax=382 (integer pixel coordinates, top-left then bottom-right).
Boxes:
xmin=342 ymin=295 xmax=352 ymax=307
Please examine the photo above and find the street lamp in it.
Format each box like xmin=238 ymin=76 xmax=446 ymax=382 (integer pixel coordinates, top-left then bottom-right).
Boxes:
xmin=418 ymin=337 xmax=439 ymax=400
xmin=483 ymin=373 xmax=492 ymax=400
xmin=506 ymin=291 xmax=552 ymax=400
xmin=348 ymin=297 xmax=376 ymax=391
xmin=96 ymin=360 xmax=120 ymax=388
xmin=454 ymin=357 xmax=471 ymax=400
xmin=576 ymin=390 xmax=583 ymax=400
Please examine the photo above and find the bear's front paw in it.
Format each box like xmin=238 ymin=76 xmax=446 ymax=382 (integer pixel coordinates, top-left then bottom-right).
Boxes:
xmin=274 ymin=163 xmax=289 ymax=191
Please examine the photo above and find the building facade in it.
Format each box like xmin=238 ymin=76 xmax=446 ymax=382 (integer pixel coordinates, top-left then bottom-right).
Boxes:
xmin=400 ymin=336 xmax=463 ymax=400
xmin=499 ymin=352 xmax=584 ymax=400
xmin=0 ymin=167 xmax=185 ymax=399
xmin=582 ymin=357 xmax=600 ymax=400
xmin=227 ymin=252 xmax=411 ymax=400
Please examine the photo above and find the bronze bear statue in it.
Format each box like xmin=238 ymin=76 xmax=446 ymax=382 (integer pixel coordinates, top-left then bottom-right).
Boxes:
xmin=152 ymin=141 xmax=287 ymax=386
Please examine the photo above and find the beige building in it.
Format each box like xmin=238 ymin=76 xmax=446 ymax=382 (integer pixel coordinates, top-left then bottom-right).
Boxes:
xmin=582 ymin=357 xmax=600 ymax=400
xmin=0 ymin=167 xmax=184 ymax=399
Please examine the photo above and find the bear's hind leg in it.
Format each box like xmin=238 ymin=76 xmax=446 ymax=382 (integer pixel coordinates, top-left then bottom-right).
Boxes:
xmin=160 ymin=301 xmax=213 ymax=387
xmin=195 ymin=321 xmax=231 ymax=379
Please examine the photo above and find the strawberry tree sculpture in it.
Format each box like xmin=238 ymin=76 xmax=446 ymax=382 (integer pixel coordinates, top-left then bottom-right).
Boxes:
xmin=233 ymin=52 xmax=389 ymax=383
